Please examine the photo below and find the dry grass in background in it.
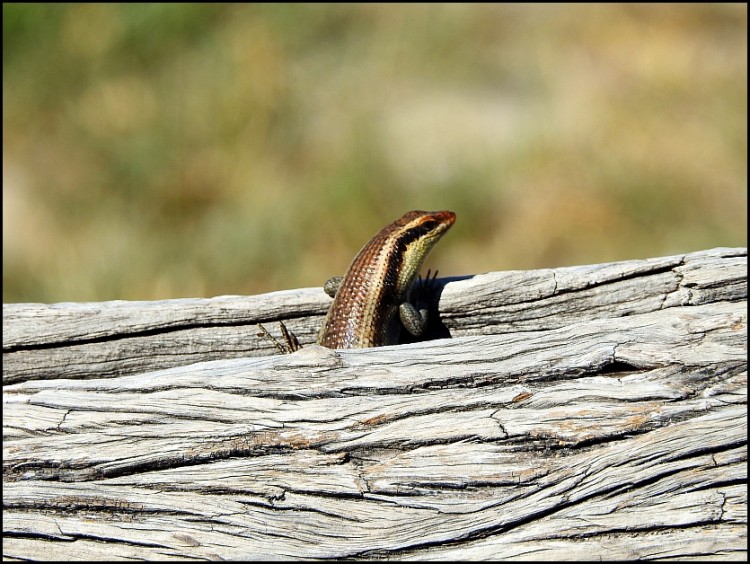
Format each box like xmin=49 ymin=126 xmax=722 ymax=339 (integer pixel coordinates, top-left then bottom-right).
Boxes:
xmin=3 ymin=4 xmax=747 ymax=303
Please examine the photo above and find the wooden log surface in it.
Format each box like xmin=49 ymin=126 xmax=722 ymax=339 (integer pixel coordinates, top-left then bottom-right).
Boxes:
xmin=2 ymin=247 xmax=747 ymax=560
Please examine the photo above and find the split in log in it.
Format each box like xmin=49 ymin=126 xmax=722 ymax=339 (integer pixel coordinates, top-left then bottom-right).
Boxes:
xmin=2 ymin=247 xmax=747 ymax=560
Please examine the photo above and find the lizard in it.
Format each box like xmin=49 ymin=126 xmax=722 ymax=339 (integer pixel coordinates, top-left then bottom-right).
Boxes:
xmin=317 ymin=209 xmax=456 ymax=348
xmin=258 ymin=210 xmax=455 ymax=352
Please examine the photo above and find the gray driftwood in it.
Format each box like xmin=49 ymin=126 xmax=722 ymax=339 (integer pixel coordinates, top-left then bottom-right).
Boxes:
xmin=3 ymin=247 xmax=747 ymax=560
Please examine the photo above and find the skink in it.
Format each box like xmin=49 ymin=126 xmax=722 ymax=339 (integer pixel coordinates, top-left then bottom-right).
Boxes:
xmin=318 ymin=210 xmax=456 ymax=348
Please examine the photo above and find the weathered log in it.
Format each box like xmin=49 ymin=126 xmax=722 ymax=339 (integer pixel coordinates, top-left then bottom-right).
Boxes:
xmin=3 ymin=247 xmax=747 ymax=560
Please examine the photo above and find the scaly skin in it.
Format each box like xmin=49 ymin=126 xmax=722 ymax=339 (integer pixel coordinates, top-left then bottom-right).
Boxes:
xmin=318 ymin=210 xmax=456 ymax=348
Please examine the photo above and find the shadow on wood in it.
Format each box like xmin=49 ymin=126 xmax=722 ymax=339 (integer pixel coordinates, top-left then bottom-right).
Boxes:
xmin=3 ymin=248 xmax=747 ymax=560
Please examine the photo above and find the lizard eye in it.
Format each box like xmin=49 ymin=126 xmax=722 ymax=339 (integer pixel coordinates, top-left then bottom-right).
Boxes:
xmin=421 ymin=220 xmax=437 ymax=232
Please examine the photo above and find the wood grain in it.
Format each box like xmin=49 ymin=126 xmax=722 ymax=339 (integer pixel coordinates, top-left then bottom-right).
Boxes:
xmin=3 ymin=247 xmax=746 ymax=560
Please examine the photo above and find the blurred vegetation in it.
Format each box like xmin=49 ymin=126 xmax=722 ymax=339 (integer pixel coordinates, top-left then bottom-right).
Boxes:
xmin=3 ymin=3 xmax=747 ymax=303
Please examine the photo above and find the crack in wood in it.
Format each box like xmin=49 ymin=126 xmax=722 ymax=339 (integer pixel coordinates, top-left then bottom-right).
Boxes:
xmin=3 ymin=249 xmax=745 ymax=559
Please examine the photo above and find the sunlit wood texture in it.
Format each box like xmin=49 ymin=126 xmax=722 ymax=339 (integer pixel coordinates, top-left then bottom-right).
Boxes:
xmin=3 ymin=247 xmax=746 ymax=560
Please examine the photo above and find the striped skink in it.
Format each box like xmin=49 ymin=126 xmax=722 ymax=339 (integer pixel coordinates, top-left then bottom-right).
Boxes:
xmin=318 ymin=210 xmax=456 ymax=348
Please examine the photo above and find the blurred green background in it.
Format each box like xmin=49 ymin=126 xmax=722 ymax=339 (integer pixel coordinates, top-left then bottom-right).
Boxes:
xmin=3 ymin=4 xmax=747 ymax=303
